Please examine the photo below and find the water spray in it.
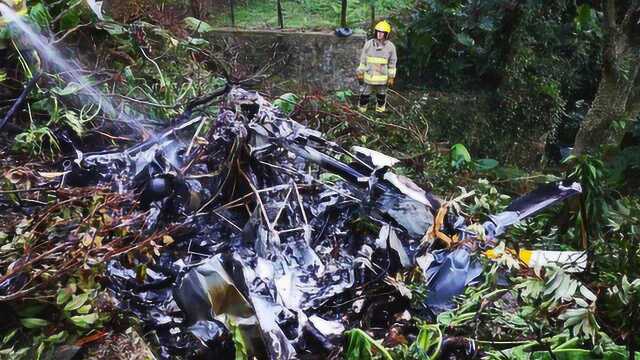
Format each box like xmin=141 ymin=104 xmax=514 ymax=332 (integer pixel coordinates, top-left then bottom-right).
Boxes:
xmin=0 ymin=3 xmax=146 ymax=134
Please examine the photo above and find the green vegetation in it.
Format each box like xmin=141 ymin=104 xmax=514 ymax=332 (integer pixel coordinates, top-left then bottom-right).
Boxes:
xmin=206 ymin=0 xmax=414 ymax=30
xmin=0 ymin=0 xmax=639 ymax=359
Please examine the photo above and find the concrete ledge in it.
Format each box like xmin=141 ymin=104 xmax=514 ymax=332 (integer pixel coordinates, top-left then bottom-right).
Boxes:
xmin=209 ymin=27 xmax=365 ymax=37
xmin=205 ymin=28 xmax=366 ymax=92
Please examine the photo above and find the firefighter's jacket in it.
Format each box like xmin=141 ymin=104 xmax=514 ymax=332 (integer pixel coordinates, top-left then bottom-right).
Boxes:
xmin=356 ymin=39 xmax=397 ymax=85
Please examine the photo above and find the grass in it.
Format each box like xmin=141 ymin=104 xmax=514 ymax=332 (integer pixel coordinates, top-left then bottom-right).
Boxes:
xmin=207 ymin=0 xmax=414 ymax=31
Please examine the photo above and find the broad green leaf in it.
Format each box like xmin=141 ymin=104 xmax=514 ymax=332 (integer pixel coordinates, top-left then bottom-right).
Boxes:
xmin=1 ymin=329 xmax=17 ymax=346
xmin=451 ymin=143 xmax=472 ymax=168
xmin=517 ymin=278 xmax=544 ymax=300
xmin=184 ymin=17 xmax=214 ymax=33
xmin=69 ymin=313 xmax=99 ymax=328
xmin=575 ymin=4 xmax=596 ymax=31
xmin=273 ymin=93 xmax=299 ymax=115
xmin=62 ymin=109 xmax=86 ymax=136
xmin=475 ymin=158 xmax=498 ymax=171
xmin=344 ymin=329 xmax=392 ymax=360
xmin=564 ymin=278 xmax=579 ymax=301
xmin=20 ymin=318 xmax=49 ymax=329
xmin=621 ymin=275 xmax=631 ymax=295
xmin=456 ymin=33 xmax=475 ymax=47
xmin=13 ymin=347 xmax=30 ymax=357
xmin=436 ymin=311 xmax=454 ymax=327
xmin=64 ymin=293 xmax=89 ymax=312
xmin=579 ymin=286 xmax=597 ymax=302
xmin=29 ymin=3 xmax=51 ymax=27
xmin=45 ymin=331 xmax=67 ymax=344
xmin=59 ymin=6 xmax=83 ymax=31
xmin=227 ymin=320 xmax=248 ymax=360
xmin=52 ymin=82 xmax=84 ymax=96
xmin=410 ymin=324 xmax=442 ymax=358
xmin=35 ymin=341 xmax=45 ymax=360
xmin=56 ymin=289 xmax=72 ymax=305
xmin=335 ymin=89 xmax=353 ymax=102
xmin=575 ymin=298 xmax=589 ymax=307
xmin=76 ymin=304 xmax=92 ymax=314
xmin=187 ymin=37 xmax=209 ymax=46
xmin=319 ymin=173 xmax=342 ymax=183
xmin=98 ymin=22 xmax=127 ymax=35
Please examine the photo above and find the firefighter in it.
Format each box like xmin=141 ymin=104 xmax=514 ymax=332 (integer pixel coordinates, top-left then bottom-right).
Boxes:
xmin=356 ymin=20 xmax=397 ymax=114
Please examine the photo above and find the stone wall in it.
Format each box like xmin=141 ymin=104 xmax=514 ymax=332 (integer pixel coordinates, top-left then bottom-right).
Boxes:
xmin=205 ymin=28 xmax=366 ymax=93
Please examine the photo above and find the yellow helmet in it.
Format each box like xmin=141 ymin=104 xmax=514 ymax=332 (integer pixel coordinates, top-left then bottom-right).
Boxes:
xmin=374 ymin=20 xmax=391 ymax=34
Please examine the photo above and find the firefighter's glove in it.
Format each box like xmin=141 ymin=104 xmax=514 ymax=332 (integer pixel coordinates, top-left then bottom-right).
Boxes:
xmin=356 ymin=73 xmax=364 ymax=84
xmin=387 ymin=77 xmax=395 ymax=87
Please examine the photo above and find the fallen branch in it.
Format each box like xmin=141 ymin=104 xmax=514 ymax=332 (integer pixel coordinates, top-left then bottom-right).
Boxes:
xmin=0 ymin=72 xmax=42 ymax=131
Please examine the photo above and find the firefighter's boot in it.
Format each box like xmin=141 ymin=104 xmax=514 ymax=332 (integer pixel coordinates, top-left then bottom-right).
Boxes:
xmin=358 ymin=94 xmax=369 ymax=112
xmin=375 ymin=93 xmax=386 ymax=113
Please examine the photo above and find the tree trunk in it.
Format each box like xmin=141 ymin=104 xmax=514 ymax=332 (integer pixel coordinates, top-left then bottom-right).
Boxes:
xmin=573 ymin=67 xmax=635 ymax=154
xmin=573 ymin=0 xmax=640 ymax=154
xmin=486 ymin=1 xmax=522 ymax=87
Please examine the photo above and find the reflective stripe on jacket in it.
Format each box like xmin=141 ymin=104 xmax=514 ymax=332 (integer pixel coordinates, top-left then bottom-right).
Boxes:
xmin=356 ymin=39 xmax=397 ymax=85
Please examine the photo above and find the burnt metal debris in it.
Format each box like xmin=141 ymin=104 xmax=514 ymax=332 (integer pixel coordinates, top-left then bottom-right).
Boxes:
xmin=51 ymin=87 xmax=582 ymax=359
